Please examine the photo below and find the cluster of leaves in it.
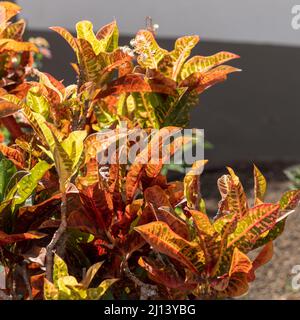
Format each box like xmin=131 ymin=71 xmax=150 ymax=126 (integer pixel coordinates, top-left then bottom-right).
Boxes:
xmin=0 ymin=2 xmax=49 ymax=142
xmin=0 ymin=1 xmax=299 ymax=300
xmin=44 ymin=254 xmax=117 ymax=300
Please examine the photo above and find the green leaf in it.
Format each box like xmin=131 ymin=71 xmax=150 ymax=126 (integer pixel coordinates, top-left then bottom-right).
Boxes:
xmin=57 ymin=276 xmax=79 ymax=299
xmin=26 ymin=87 xmax=50 ymax=118
xmin=53 ymin=254 xmax=69 ymax=287
xmin=48 ymin=129 xmax=86 ymax=191
xmin=12 ymin=160 xmax=52 ymax=209
xmin=44 ymin=278 xmax=59 ymax=300
xmin=252 ymin=220 xmax=285 ymax=249
xmin=0 ymin=156 xmax=16 ymax=202
xmin=76 ymin=20 xmax=104 ymax=55
xmin=253 ymin=165 xmax=267 ymax=205
xmin=61 ymin=130 xmax=87 ymax=170
xmin=1 ymin=94 xmax=52 ymax=145
xmin=87 ymin=279 xmax=118 ymax=300
xmin=53 ymin=139 xmax=73 ymax=192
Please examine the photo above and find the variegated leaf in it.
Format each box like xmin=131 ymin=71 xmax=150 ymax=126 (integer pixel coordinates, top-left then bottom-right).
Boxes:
xmin=134 ymin=30 xmax=167 ymax=69
xmin=184 ymin=160 xmax=207 ymax=209
xmin=135 ymin=221 xmax=205 ymax=274
xmin=180 ymin=51 xmax=239 ymax=80
xmin=76 ymin=20 xmax=104 ymax=55
xmin=49 ymin=26 xmax=78 ymax=52
xmin=227 ymin=204 xmax=280 ymax=252
xmin=253 ymin=165 xmax=267 ymax=205
xmin=159 ymin=35 xmax=199 ymax=80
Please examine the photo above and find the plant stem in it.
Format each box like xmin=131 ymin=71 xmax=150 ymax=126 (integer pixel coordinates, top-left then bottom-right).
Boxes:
xmin=20 ymin=264 xmax=32 ymax=300
xmin=123 ymin=261 xmax=157 ymax=300
xmin=46 ymin=192 xmax=67 ymax=281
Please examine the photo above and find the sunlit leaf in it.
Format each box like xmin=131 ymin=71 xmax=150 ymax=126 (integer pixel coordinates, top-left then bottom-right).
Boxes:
xmin=49 ymin=26 xmax=78 ymax=52
xmin=0 ymin=38 xmax=38 ymax=53
xmin=26 ymin=86 xmax=50 ymax=118
xmin=253 ymin=165 xmax=267 ymax=205
xmin=226 ymin=167 xmax=249 ymax=218
xmin=134 ymin=30 xmax=167 ymax=69
xmin=180 ymin=51 xmax=239 ymax=80
xmin=13 ymin=160 xmax=52 ymax=207
xmin=228 ymin=247 xmax=252 ymax=276
xmin=160 ymin=35 xmax=199 ymax=80
xmin=76 ymin=20 xmax=104 ymax=55
xmin=0 ymin=2 xmax=21 ymax=23
xmin=2 ymin=19 xmax=25 ymax=40
xmin=44 ymin=278 xmax=59 ymax=300
xmin=279 ymin=190 xmax=300 ymax=211
xmin=135 ymin=221 xmax=205 ymax=274
xmin=227 ymin=204 xmax=280 ymax=252
xmin=53 ymin=254 xmax=69 ymax=287
xmin=96 ymin=20 xmax=119 ymax=52
xmin=184 ymin=160 xmax=207 ymax=209
xmin=0 ymin=143 xmax=24 ymax=169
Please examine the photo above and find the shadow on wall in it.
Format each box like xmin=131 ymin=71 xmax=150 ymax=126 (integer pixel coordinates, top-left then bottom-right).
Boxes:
xmin=25 ymin=30 xmax=300 ymax=167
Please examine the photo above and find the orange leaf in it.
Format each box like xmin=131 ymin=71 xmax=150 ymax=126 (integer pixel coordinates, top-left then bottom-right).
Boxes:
xmin=0 ymin=143 xmax=24 ymax=168
xmin=135 ymin=221 xmax=205 ymax=274
xmin=0 ymin=230 xmax=45 ymax=245
xmin=248 ymin=241 xmax=273 ymax=282
xmin=229 ymin=247 xmax=252 ymax=277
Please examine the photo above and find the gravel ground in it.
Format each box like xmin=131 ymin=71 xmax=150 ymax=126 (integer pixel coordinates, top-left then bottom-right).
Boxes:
xmin=198 ymin=162 xmax=300 ymax=300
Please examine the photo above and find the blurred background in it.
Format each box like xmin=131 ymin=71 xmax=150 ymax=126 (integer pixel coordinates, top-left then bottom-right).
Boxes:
xmin=14 ymin=0 xmax=300 ymax=299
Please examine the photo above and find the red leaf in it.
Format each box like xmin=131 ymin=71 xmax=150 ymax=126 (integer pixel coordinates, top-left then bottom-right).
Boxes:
xmin=79 ymin=183 xmax=114 ymax=231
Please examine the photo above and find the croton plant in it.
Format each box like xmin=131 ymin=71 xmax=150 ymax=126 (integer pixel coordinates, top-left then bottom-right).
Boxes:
xmin=0 ymin=1 xmax=299 ymax=300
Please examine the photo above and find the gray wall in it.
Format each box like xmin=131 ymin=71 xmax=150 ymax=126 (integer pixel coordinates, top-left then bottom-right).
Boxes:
xmin=18 ymin=0 xmax=300 ymax=46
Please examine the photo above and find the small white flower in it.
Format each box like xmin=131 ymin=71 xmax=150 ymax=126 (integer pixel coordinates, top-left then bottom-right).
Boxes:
xmin=153 ymin=23 xmax=159 ymax=31
xmin=130 ymin=39 xmax=137 ymax=47
xmin=120 ymin=46 xmax=135 ymax=57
